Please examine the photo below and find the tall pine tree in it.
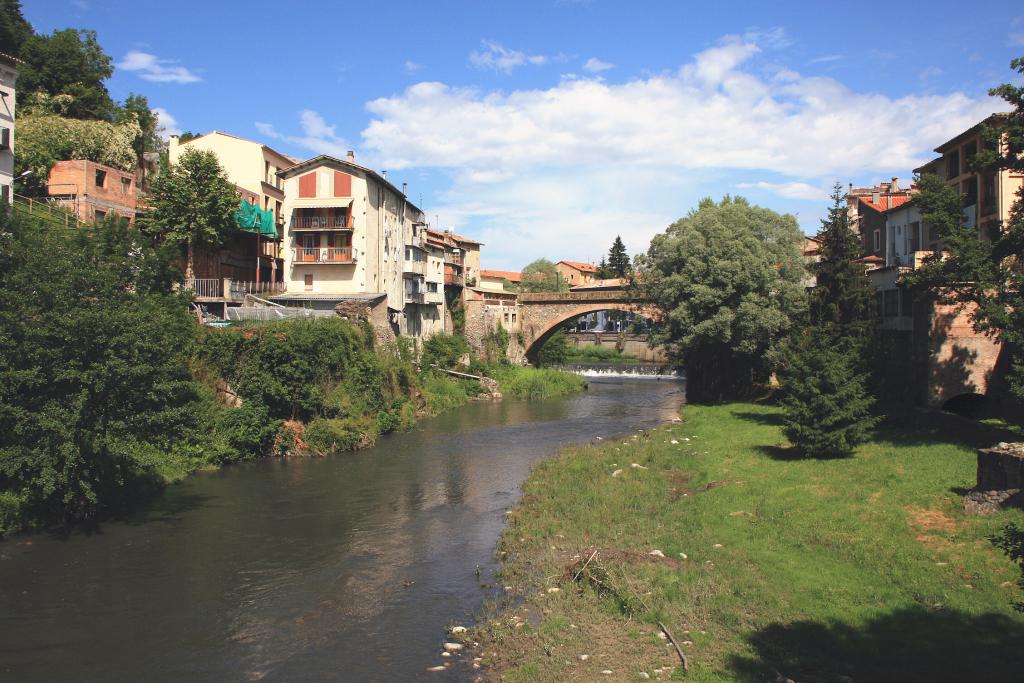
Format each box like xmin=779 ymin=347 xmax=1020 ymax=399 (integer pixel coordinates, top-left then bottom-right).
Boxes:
xmin=780 ymin=183 xmax=878 ymax=458
xmin=607 ymin=235 xmax=630 ymax=278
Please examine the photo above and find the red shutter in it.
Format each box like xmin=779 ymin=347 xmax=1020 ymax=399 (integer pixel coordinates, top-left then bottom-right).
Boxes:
xmin=347 ymin=200 xmax=354 ymax=228
xmin=334 ymin=171 xmax=351 ymax=197
xmin=299 ymin=172 xmax=316 ymax=198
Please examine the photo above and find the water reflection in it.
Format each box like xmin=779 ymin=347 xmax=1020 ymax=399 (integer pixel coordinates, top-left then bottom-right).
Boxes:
xmin=0 ymin=378 xmax=683 ymax=682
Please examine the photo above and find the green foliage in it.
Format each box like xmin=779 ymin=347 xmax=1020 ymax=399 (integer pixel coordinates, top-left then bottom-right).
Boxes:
xmin=421 ymin=333 xmax=469 ymax=370
xmin=565 ymin=344 xmax=638 ymax=363
xmin=216 ymin=402 xmax=281 ymax=463
xmin=115 ymin=93 xmax=163 ymax=166
xmin=0 ymin=0 xmax=32 ymax=57
xmin=486 ymin=365 xmax=587 ymax=399
xmin=537 ymin=330 xmax=570 ymax=367
xmin=446 ymin=289 xmax=466 ymax=335
xmin=15 ymin=114 xmax=141 ymax=194
xmin=420 ymin=372 xmax=478 ymax=414
xmin=138 ymin=148 xmax=240 ymax=278
xmin=521 ymin=258 xmax=568 ymax=292
xmin=641 ymin=196 xmax=808 ymax=401
xmin=177 ymin=131 xmax=201 ymax=143
xmin=17 ymin=28 xmax=115 ymax=120
xmin=779 ymin=184 xmax=878 ymax=457
xmin=0 ymin=210 xmax=206 ymax=528
xmin=991 ymin=523 xmax=1024 ymax=611
xmin=305 ymin=416 xmax=376 ymax=455
xmin=780 ymin=328 xmax=878 ymax=458
xmin=607 ymin=235 xmax=630 ymax=279
xmin=483 ymin=324 xmax=511 ymax=364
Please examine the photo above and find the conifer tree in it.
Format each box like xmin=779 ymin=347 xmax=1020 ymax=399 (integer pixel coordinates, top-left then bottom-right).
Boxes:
xmin=607 ymin=235 xmax=630 ymax=278
xmin=780 ymin=183 xmax=878 ymax=458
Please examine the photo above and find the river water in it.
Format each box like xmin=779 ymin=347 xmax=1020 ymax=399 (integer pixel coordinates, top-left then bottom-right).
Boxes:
xmin=0 ymin=377 xmax=684 ymax=682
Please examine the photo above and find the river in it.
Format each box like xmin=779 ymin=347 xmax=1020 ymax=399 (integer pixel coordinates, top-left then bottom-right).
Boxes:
xmin=0 ymin=377 xmax=684 ymax=682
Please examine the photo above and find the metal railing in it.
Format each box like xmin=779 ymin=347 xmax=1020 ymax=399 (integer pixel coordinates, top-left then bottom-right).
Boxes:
xmin=184 ymin=278 xmax=223 ymax=298
xmin=12 ymin=193 xmax=86 ymax=228
xmin=291 ymin=214 xmax=350 ymax=229
xmin=293 ymin=247 xmax=355 ymax=263
xmin=230 ymin=280 xmax=287 ymax=296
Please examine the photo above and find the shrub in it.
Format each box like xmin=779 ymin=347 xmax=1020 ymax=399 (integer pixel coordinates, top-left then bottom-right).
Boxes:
xmin=304 ymin=416 xmax=376 ymax=455
xmin=537 ymin=330 xmax=570 ymax=367
xmin=421 ymin=333 xmax=470 ymax=370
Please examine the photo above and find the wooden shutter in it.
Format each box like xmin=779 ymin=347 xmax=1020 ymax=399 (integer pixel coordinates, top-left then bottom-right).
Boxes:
xmin=299 ymin=172 xmax=316 ymax=198
xmin=334 ymin=171 xmax=351 ymax=197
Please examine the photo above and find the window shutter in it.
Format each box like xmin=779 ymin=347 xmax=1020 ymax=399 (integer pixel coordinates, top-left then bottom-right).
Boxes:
xmin=347 ymin=200 xmax=354 ymax=228
xmin=334 ymin=171 xmax=351 ymax=197
xmin=299 ymin=172 xmax=316 ymax=198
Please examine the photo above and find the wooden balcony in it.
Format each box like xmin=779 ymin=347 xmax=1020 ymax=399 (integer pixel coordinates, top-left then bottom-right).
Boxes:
xmin=293 ymin=247 xmax=355 ymax=264
xmin=444 ymin=252 xmax=463 ymax=266
xmin=291 ymin=215 xmax=351 ymax=230
xmin=403 ymin=259 xmax=427 ymax=276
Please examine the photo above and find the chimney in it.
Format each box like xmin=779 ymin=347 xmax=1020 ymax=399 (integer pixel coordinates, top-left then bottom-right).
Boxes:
xmin=402 ymin=182 xmax=408 ymax=196
xmin=346 ymin=150 xmax=355 ymax=162
xmin=890 ymin=176 xmax=899 ymax=192
xmin=382 ymin=170 xmax=387 ymax=179
xmin=871 ymin=191 xmax=880 ymax=205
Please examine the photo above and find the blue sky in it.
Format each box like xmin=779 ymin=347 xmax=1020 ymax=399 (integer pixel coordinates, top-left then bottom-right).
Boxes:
xmin=26 ymin=0 xmax=1024 ymax=270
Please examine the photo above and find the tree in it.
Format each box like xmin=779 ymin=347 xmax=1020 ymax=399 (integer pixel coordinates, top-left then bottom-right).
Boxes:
xmin=116 ymin=93 xmax=162 ymax=160
xmin=15 ymin=113 xmax=140 ymax=195
xmin=0 ymin=0 xmax=33 ymax=57
xmin=597 ymin=256 xmax=610 ymax=279
xmin=138 ymin=149 xmax=240 ymax=280
xmin=177 ymin=131 xmax=201 ymax=143
xmin=16 ymin=28 xmax=115 ymax=120
xmin=640 ymin=196 xmax=807 ymax=402
xmin=608 ymin=235 xmax=630 ymax=279
xmin=537 ymin=330 xmax=570 ymax=367
xmin=520 ymin=258 xmax=568 ymax=292
xmin=779 ymin=184 xmax=878 ymax=458
xmin=0 ymin=210 xmax=201 ymax=526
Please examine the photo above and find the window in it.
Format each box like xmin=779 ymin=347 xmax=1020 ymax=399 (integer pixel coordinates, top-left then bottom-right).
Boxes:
xmin=121 ymin=177 xmax=131 ymax=194
xmin=299 ymin=172 xmax=317 ymax=198
xmin=95 ymin=169 xmax=106 ymax=188
xmin=873 ymin=229 xmax=881 ymax=253
xmin=304 ymin=274 xmax=313 ymax=291
xmin=94 ymin=209 xmax=106 ymax=221
xmin=945 ymin=150 xmax=960 ymax=179
xmin=427 ymin=282 xmax=438 ymax=293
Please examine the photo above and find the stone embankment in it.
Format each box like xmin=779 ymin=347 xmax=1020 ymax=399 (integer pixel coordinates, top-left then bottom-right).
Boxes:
xmin=964 ymin=442 xmax=1024 ymax=514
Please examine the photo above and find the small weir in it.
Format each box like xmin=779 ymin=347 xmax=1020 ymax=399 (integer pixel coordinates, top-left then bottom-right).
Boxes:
xmin=559 ymin=362 xmax=682 ymax=379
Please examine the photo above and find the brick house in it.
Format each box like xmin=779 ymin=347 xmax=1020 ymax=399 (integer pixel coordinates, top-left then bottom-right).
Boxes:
xmin=47 ymin=159 xmax=139 ymax=222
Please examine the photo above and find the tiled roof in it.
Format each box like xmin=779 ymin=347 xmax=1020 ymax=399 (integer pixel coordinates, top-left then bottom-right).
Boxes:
xmin=558 ymin=260 xmax=599 ymax=273
xmin=859 ymin=195 xmax=912 ymax=213
xmin=480 ymin=270 xmax=522 ymax=282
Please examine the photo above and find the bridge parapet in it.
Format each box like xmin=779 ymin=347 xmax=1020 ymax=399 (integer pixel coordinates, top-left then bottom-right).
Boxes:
xmin=518 ymin=290 xmax=639 ymax=304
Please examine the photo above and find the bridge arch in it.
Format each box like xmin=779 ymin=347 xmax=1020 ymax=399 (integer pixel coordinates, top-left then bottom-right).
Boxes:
xmin=517 ymin=291 xmax=662 ymax=364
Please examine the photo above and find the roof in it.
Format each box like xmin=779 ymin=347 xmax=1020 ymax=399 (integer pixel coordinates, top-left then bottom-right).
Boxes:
xmin=279 ymin=154 xmax=424 ymax=215
xmin=931 ymin=113 xmax=1008 ymax=154
xmin=858 ymin=195 xmax=912 ymax=213
xmin=177 ymin=130 xmax=295 ymax=165
xmin=480 ymin=270 xmax=522 ymax=282
xmin=269 ymin=292 xmax=386 ymax=301
xmin=0 ymin=51 xmax=24 ymax=66
xmin=426 ymin=227 xmax=484 ymax=247
xmin=558 ymin=260 xmax=599 ymax=273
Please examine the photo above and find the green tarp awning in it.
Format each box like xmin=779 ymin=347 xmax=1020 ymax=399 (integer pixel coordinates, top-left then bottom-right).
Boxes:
xmin=234 ymin=200 xmax=277 ymax=237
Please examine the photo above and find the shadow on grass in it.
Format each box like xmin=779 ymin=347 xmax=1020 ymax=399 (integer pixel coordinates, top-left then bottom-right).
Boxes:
xmin=754 ymin=444 xmax=853 ymax=462
xmin=877 ymin=410 xmax=1022 ymax=451
xmin=727 ymin=606 xmax=1024 ymax=683
xmin=731 ymin=410 xmax=786 ymax=428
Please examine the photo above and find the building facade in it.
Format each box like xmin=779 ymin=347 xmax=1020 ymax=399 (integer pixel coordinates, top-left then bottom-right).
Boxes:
xmin=47 ymin=159 xmax=139 ymax=222
xmin=479 ymin=270 xmax=522 ymax=291
xmin=0 ymin=52 xmax=19 ymax=205
xmin=556 ymin=260 xmax=599 ymax=287
xmin=275 ymin=152 xmax=444 ymax=340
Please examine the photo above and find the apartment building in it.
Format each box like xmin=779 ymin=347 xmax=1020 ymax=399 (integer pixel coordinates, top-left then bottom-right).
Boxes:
xmin=427 ymin=228 xmax=483 ymax=290
xmin=0 ymin=51 xmax=19 ymax=205
xmin=47 ymin=159 xmax=139 ymax=222
xmin=847 ymin=178 xmax=914 ymax=258
xmin=556 ymin=260 xmax=598 ymax=287
xmin=274 ymin=152 xmax=444 ymax=339
xmin=479 ymin=270 xmax=522 ymax=291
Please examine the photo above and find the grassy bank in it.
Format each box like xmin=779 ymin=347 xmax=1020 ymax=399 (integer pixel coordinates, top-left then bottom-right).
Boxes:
xmin=472 ymin=402 xmax=1024 ymax=682
xmin=564 ymin=345 xmax=639 ymax=365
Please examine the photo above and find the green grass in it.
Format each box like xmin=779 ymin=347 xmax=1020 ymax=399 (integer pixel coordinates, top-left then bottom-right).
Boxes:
xmin=487 ymin=365 xmax=588 ymax=399
xmin=471 ymin=402 xmax=1024 ymax=682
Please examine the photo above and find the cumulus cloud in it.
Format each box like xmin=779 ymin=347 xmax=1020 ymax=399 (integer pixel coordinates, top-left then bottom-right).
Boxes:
xmin=583 ymin=57 xmax=613 ymax=73
xmin=254 ymin=111 xmax=350 ymax=158
xmin=117 ymin=51 xmax=201 ymax=84
xmin=356 ymin=33 xmax=995 ymax=266
xmin=735 ymin=181 xmax=827 ymax=202
xmin=152 ymin=107 xmax=181 ymax=138
xmin=469 ymin=41 xmax=547 ymax=73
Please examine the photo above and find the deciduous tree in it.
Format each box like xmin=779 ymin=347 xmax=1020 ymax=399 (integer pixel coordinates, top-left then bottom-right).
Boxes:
xmin=16 ymin=28 xmax=115 ymax=120
xmin=640 ymin=196 xmax=807 ymax=401
xmin=520 ymin=258 xmax=567 ymax=292
xmin=138 ymin=148 xmax=240 ymax=280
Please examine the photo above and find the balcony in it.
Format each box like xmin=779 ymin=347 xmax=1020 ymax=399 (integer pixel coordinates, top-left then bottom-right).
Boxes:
xmin=184 ymin=278 xmax=287 ymax=301
xmin=444 ymin=252 xmax=463 ymax=267
xmin=291 ymin=215 xmax=351 ymax=230
xmin=444 ymin=271 xmax=464 ymax=286
xmin=425 ymin=290 xmax=444 ymax=305
xmin=293 ymin=247 xmax=355 ymax=264
xmin=403 ymin=259 xmax=427 ymax=276
xmin=405 ymin=291 xmax=426 ymax=304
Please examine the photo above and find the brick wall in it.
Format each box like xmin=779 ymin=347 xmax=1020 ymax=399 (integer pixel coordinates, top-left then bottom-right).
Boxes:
xmin=48 ymin=159 xmax=138 ymax=221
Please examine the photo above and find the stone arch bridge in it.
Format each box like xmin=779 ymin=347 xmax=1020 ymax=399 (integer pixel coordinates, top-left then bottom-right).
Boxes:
xmin=516 ymin=290 xmax=662 ymax=364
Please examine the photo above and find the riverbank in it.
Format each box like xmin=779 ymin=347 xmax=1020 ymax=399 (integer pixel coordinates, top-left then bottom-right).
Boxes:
xmin=470 ymin=402 xmax=1024 ymax=681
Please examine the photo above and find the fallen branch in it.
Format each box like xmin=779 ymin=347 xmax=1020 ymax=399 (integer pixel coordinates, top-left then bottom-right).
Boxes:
xmin=658 ymin=621 xmax=689 ymax=673
xmin=572 ymin=549 xmax=599 ymax=583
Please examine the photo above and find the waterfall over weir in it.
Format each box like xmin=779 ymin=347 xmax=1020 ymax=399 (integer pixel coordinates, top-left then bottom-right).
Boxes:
xmin=559 ymin=362 xmax=683 ymax=379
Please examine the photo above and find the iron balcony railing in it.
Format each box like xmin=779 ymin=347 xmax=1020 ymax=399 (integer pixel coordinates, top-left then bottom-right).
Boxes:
xmin=184 ymin=278 xmax=223 ymax=298
xmin=293 ymin=247 xmax=355 ymax=263
xmin=230 ymin=280 xmax=287 ymax=296
xmin=291 ymin=214 xmax=351 ymax=229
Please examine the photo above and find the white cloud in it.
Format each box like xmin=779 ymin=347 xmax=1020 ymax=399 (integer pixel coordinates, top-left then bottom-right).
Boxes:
xmin=809 ymin=54 xmax=842 ymax=64
xmin=469 ymin=41 xmax=547 ymax=73
xmin=736 ymin=181 xmax=827 ymax=202
xmin=357 ymin=33 xmax=996 ymax=267
xmin=404 ymin=60 xmax=424 ymax=74
xmin=254 ymin=110 xmax=350 ymax=158
xmin=583 ymin=57 xmax=613 ymax=73
xmin=152 ymin=107 xmax=180 ymax=138
xmin=117 ymin=50 xmax=201 ymax=84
